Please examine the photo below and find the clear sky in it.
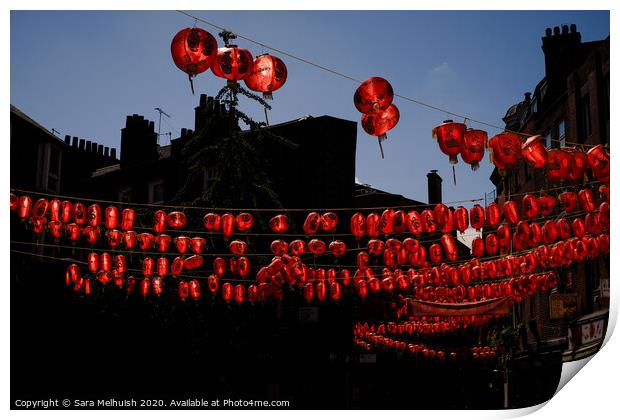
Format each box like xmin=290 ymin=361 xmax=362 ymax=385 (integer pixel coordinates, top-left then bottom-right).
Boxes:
xmin=10 ymin=10 xmax=609 ymax=205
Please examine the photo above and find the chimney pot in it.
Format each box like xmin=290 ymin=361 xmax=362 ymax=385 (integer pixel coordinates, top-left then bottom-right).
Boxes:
xmin=545 ymin=27 xmax=552 ymax=37
xmin=200 ymin=94 xmax=207 ymax=107
xmin=111 ymin=148 xmax=117 ymax=159
xmin=78 ymin=139 xmax=85 ymax=150
xmin=64 ymin=135 xmax=71 ymax=144
xmin=97 ymin=144 xmax=104 ymax=155
xmin=91 ymin=142 xmax=98 ymax=153
xmin=562 ymin=25 xmax=569 ymax=35
xmin=427 ymin=170 xmax=443 ymax=205
xmin=570 ymin=24 xmax=577 ymax=33
xmin=104 ymin=146 xmax=110 ymax=157
xmin=72 ymin=136 xmax=78 ymax=147
xmin=553 ymin=26 xmax=560 ymax=35
xmin=524 ymin=92 xmax=532 ymax=101
xmin=85 ymin=140 xmax=91 ymax=152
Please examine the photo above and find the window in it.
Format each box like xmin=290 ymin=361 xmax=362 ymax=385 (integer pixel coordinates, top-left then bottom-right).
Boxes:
xmin=36 ymin=142 xmax=62 ymax=193
xmin=543 ymin=130 xmax=551 ymax=148
xmin=148 ymin=179 xmax=165 ymax=204
xmin=118 ymin=187 xmax=132 ymax=203
xmin=579 ymin=95 xmax=592 ymax=142
xmin=556 ymin=120 xmax=566 ymax=148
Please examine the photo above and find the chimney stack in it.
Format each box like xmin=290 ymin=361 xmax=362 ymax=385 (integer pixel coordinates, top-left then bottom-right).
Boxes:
xmin=427 ymin=170 xmax=443 ymax=205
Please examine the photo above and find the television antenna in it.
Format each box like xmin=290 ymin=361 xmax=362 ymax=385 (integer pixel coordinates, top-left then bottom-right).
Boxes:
xmin=154 ymin=107 xmax=171 ymax=143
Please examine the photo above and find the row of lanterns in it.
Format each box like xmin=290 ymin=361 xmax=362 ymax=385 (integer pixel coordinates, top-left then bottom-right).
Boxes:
xmin=358 ymin=316 xmax=508 ymax=336
xmin=171 ymin=27 xmax=287 ymax=97
xmin=432 ymin=120 xmax=611 ymax=182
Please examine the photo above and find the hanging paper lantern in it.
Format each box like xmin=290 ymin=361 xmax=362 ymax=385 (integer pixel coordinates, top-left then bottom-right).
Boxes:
xmin=104 ymin=206 xmax=119 ymax=230
xmin=190 ymin=237 xmax=206 ymax=254
xmin=73 ymin=203 xmax=86 ymax=225
xmin=10 ymin=193 xmax=18 ymax=212
xmin=269 ymin=214 xmax=289 ymax=234
xmin=65 ymin=223 xmax=81 ymax=242
xmin=542 ymin=220 xmax=558 ymax=244
xmin=556 ymin=218 xmax=572 ymax=240
xmin=289 ymin=239 xmax=306 ymax=256
xmin=537 ymin=195 xmax=556 ymax=217
xmin=380 ymin=209 xmax=394 ymax=235
xmin=203 ymin=213 xmax=221 ymax=231
xmin=453 ymin=207 xmax=469 ymax=233
xmin=599 ymin=201 xmax=610 ymax=230
xmin=167 ymin=211 xmax=187 ymax=229
xmin=220 ymin=213 xmax=236 ymax=240
xmin=174 ymin=236 xmax=190 ymax=254
xmin=367 ymin=240 xmax=385 ymax=256
xmin=329 ymin=240 xmax=347 ymax=258
xmin=48 ymin=220 xmax=63 ymax=239
xmin=350 ymin=212 xmax=366 ymax=241
xmin=469 ymin=204 xmax=485 ymax=230
xmin=497 ymin=224 xmax=511 ymax=248
xmin=142 ymin=257 xmax=155 ymax=276
xmin=488 ymin=132 xmax=522 ymax=172
xmin=545 ymin=149 xmax=570 ymax=181
xmin=106 ymin=229 xmax=122 ymax=248
xmin=586 ymin=145 xmax=610 ymax=182
xmin=521 ymin=195 xmax=539 ymax=219
xmin=354 ymin=77 xmax=394 ymax=114
xmin=432 ymin=120 xmax=467 ymax=164
xmin=86 ymin=204 xmax=101 ymax=227
xmin=237 ymin=256 xmax=250 ymax=278
xmin=184 ymin=255 xmax=203 ymax=270
xmin=120 ymin=208 xmax=135 ymax=231
xmin=211 ymin=45 xmax=253 ymax=88
xmin=157 ymin=257 xmax=169 ymax=277
xmin=221 ymin=282 xmax=233 ymax=303
xmin=421 ymin=209 xmax=437 ymax=233
xmin=585 ymin=213 xmax=602 ymax=235
xmin=114 ymin=254 xmax=127 ymax=274
xmin=229 ymin=240 xmax=248 ymax=255
xmin=31 ymin=198 xmax=49 ymax=221
xmin=175 ymin=280 xmax=188 ymax=300
xmin=571 ymin=218 xmax=586 ymax=238
xmin=361 ymin=104 xmax=400 ymax=158
xmin=503 ymin=200 xmax=519 ymax=224
xmin=149 ymin=276 xmax=162 ymax=296
xmin=460 ymin=128 xmax=487 ymax=170
xmin=485 ymin=203 xmax=501 ymax=227
xmin=564 ymin=147 xmax=588 ymax=182
xmin=320 ymin=212 xmax=339 ymax=231
xmin=82 ymin=225 xmax=100 ymax=245
xmin=87 ymin=253 xmax=99 ymax=273
xmin=213 ymin=257 xmax=227 ymax=277
xmin=170 ymin=256 xmax=183 ymax=277
xmin=234 ymin=212 xmax=253 ymax=232
xmin=406 ymin=210 xmax=423 ymax=235
xmin=244 ymin=53 xmax=287 ymax=99
xmin=485 ymin=234 xmax=499 ymax=256
xmin=231 ymin=284 xmax=244 ymax=305
xmin=578 ymin=188 xmax=596 ymax=213
xmin=471 ymin=237 xmax=484 ymax=258
xmin=153 ymin=210 xmax=167 ymax=233
xmin=303 ymin=212 xmax=321 ymax=235
xmin=47 ymin=199 xmax=60 ymax=221
xmin=137 ymin=232 xmax=154 ymax=251
xmin=521 ymin=135 xmax=548 ymax=168
xmin=558 ymin=192 xmax=578 ymax=213
xmin=16 ymin=195 xmax=32 ymax=220
xmin=440 ymin=234 xmax=458 ymax=262
xmin=30 ymin=218 xmax=47 ymax=234
xmin=599 ymin=184 xmax=610 ymax=203
xmin=429 ymin=243 xmax=443 ymax=264
xmin=207 ymin=275 xmax=220 ymax=294
xmin=366 ymin=213 xmax=381 ymax=238
xmin=171 ymin=27 xmax=218 ymax=93
xmin=154 ymin=234 xmax=171 ymax=253
xmin=138 ymin=278 xmax=150 ymax=297
xmin=58 ymin=200 xmax=72 ymax=223
xmin=308 ymin=239 xmax=327 ymax=256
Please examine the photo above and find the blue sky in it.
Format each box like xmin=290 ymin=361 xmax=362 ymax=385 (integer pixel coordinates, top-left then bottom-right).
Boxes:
xmin=10 ymin=10 xmax=609 ymax=205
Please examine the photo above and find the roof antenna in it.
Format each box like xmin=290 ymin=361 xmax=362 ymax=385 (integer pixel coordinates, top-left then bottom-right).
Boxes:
xmin=154 ymin=107 xmax=172 ymax=144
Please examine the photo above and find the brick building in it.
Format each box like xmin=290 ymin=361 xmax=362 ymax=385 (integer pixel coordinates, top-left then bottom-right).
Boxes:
xmin=490 ymin=25 xmax=610 ymax=375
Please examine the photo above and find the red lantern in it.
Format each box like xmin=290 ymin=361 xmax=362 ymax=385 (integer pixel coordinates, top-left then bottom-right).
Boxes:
xmin=432 ymin=120 xmax=466 ymax=164
xmin=190 ymin=237 xmax=206 ymax=254
xmin=471 ymin=237 xmax=484 ymax=258
xmin=289 ymin=239 xmax=306 ymax=256
xmin=558 ymin=192 xmax=578 ymax=213
xmin=153 ymin=210 xmax=167 ymax=233
xmin=350 ymin=212 xmax=366 ymax=241
xmin=380 ymin=209 xmax=394 ymax=235
xmin=303 ymin=212 xmax=321 ymax=235
xmin=171 ymin=27 xmax=218 ymax=93
xmin=167 ymin=211 xmax=187 ymax=229
xmin=229 ymin=240 xmax=248 ymax=255
xmin=184 ymin=255 xmax=203 ymax=270
xmin=440 ymin=234 xmax=458 ymax=262
xmin=233 ymin=284 xmax=246 ymax=305
xmin=354 ymin=77 xmax=394 ymax=114
xmin=157 ymin=257 xmax=169 ymax=277
xmin=188 ymin=279 xmax=201 ymax=300
xmin=460 ymin=128 xmax=487 ymax=170
xmin=497 ymin=224 xmax=511 ymax=248
xmin=503 ymin=200 xmax=519 ymax=224
xmin=65 ymin=223 xmax=81 ymax=242
xmin=142 ymin=257 xmax=155 ymax=276
xmin=139 ymin=278 xmax=150 ymax=297
xmin=123 ymin=230 xmax=138 ymax=249
xmin=106 ymin=229 xmax=122 ymax=249
xmin=59 ymin=200 xmax=73 ymax=223
xmin=571 ymin=218 xmax=586 ymax=238
xmin=303 ymin=283 xmax=315 ymax=303
xmin=556 ymin=218 xmax=571 ymax=240
xmin=211 ymin=45 xmax=253 ymax=87
xmin=48 ymin=220 xmax=63 ymax=239
xmin=406 ymin=210 xmax=423 ymax=235
xmin=316 ymin=281 xmax=328 ymax=302
xmin=429 ymin=243 xmax=443 ymax=264
xmin=421 ymin=209 xmax=437 ymax=233
xmin=521 ymin=195 xmax=539 ymax=219
xmin=238 ymin=256 xmax=250 ymax=278
xmin=521 ymin=135 xmax=548 ymax=168
xmin=82 ymin=225 xmax=100 ymax=245
xmin=235 ymin=212 xmax=254 ymax=231
xmin=246 ymin=284 xmax=258 ymax=303
xmin=104 ymin=206 xmax=119 ymax=229
xmin=491 ymin=132 xmax=524 ymax=173
xmin=585 ymin=213 xmax=602 ymax=235
xmin=367 ymin=240 xmax=385 ymax=256
xmin=207 ymin=275 xmax=219 ymax=294
xmin=244 ymin=53 xmax=287 ymax=99
xmin=320 ymin=212 xmax=339 ymax=231
xmin=545 ymin=149 xmax=570 ymax=181
xmin=469 ymin=205 xmax=485 ymax=230
xmin=599 ymin=184 xmax=610 ymax=203
xmin=203 ymin=213 xmax=221 ymax=231
xmin=10 ymin=193 xmax=18 ymax=212
xmin=114 ymin=254 xmax=127 ymax=274
xmin=485 ymin=203 xmax=501 ymax=227
xmin=31 ymin=198 xmax=48 ymax=220
xmin=485 ymin=234 xmax=498 ymax=256
xmin=308 ymin=239 xmax=326 ymax=256
xmin=174 ymin=236 xmax=190 ymax=254
xmin=151 ymin=276 xmax=164 ymax=296
xmin=329 ymin=241 xmax=347 ymax=258
xmin=586 ymin=145 xmax=610 ymax=182
xmin=366 ymin=213 xmax=381 ymax=238
xmin=565 ymin=147 xmax=588 ymax=181
xmin=87 ymin=253 xmax=99 ymax=273
xmin=542 ymin=220 xmax=558 ymax=244
xmin=213 ymin=257 xmax=227 ymax=277
xmin=120 ymin=208 xmax=135 ymax=231
xmin=17 ymin=196 xmax=33 ymax=220
xmin=177 ymin=281 xmax=189 ymax=300
xmin=221 ymin=213 xmax=235 ymax=240
xmin=537 ymin=195 xmax=556 ymax=216
xmin=73 ymin=203 xmax=87 ymax=225
xmin=269 ymin=214 xmax=289 ymax=234
xmin=221 ymin=282 xmax=233 ymax=303
xmin=171 ymin=256 xmax=184 ymax=277
xmin=137 ymin=232 xmax=154 ymax=252
xmin=155 ymin=234 xmax=172 ymax=253
xmin=452 ymin=206 xmax=469 ymax=233
xmin=600 ymin=202 xmax=610 ymax=230
xmin=578 ymin=188 xmax=596 ymax=213
xmin=361 ymin=104 xmax=400 ymax=158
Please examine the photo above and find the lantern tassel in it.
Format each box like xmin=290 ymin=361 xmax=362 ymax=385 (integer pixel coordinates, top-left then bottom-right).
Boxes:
xmin=188 ymin=75 xmax=195 ymax=95
xmin=378 ymin=135 xmax=386 ymax=159
xmin=452 ymin=166 xmax=457 ymax=186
